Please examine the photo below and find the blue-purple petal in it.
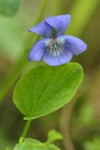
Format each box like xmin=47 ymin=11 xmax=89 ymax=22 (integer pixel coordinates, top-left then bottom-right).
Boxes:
xmin=45 ymin=15 xmax=71 ymax=36
xmin=28 ymin=21 xmax=53 ymax=38
xmin=28 ymin=38 xmax=47 ymax=61
xmin=61 ymin=35 xmax=87 ymax=55
xmin=43 ymin=49 xmax=73 ymax=66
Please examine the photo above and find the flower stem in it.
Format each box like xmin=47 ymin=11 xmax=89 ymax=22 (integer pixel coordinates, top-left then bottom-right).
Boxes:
xmin=21 ymin=120 xmax=32 ymax=138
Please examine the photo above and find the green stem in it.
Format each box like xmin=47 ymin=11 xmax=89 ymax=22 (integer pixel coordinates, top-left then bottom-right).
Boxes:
xmin=0 ymin=0 xmax=48 ymax=104
xmin=21 ymin=120 xmax=32 ymax=138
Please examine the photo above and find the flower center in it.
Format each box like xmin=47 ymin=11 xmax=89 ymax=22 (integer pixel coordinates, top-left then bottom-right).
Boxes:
xmin=46 ymin=38 xmax=64 ymax=56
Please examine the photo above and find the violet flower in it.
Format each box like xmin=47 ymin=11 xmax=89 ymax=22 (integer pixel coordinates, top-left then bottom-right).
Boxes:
xmin=28 ymin=15 xmax=87 ymax=66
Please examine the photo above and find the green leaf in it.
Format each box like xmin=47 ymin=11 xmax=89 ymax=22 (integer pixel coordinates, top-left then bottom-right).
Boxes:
xmin=13 ymin=138 xmax=49 ymax=150
xmin=47 ymin=130 xmax=62 ymax=143
xmin=47 ymin=144 xmax=61 ymax=150
xmin=0 ymin=0 xmax=20 ymax=16
xmin=13 ymin=63 xmax=83 ymax=120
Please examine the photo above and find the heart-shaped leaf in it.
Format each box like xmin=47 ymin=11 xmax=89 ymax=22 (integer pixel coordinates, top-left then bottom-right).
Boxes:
xmin=13 ymin=63 xmax=83 ymax=120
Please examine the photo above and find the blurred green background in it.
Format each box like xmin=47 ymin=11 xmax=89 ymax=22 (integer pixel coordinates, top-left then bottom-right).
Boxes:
xmin=0 ymin=0 xmax=100 ymax=150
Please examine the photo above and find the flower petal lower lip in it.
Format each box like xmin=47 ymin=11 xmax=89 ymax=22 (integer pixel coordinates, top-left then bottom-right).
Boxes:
xmin=43 ymin=49 xmax=73 ymax=66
